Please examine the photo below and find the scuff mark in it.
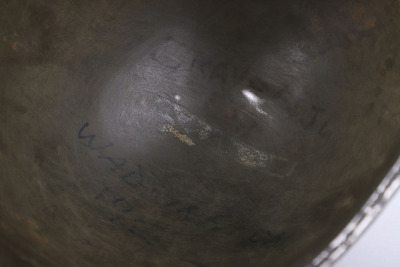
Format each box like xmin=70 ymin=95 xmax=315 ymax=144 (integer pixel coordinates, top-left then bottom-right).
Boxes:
xmin=161 ymin=124 xmax=195 ymax=146
xmin=154 ymin=93 xmax=297 ymax=176
xmin=157 ymin=94 xmax=220 ymax=140
xmin=236 ymin=142 xmax=270 ymax=168
xmin=234 ymin=142 xmax=297 ymax=177
xmin=198 ymin=121 xmax=213 ymax=140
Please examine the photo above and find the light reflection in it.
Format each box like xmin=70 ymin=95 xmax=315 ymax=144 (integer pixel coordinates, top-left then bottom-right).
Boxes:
xmin=241 ymin=89 xmax=271 ymax=118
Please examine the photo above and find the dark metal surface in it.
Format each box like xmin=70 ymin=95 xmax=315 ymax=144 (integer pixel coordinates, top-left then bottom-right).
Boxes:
xmin=1 ymin=0 xmax=400 ymax=266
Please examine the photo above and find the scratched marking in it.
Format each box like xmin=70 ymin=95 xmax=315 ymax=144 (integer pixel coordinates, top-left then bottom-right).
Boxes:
xmin=149 ymin=37 xmax=191 ymax=70
xmin=155 ymin=94 xmax=296 ymax=177
xmin=78 ymin=122 xmax=159 ymax=245
xmin=42 ymin=205 xmax=57 ymax=223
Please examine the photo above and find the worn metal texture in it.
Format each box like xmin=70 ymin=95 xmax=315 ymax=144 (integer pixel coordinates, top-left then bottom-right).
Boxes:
xmin=1 ymin=0 xmax=400 ymax=266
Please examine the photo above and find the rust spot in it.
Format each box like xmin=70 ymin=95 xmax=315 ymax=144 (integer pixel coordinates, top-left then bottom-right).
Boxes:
xmin=289 ymin=145 xmax=299 ymax=153
xmin=275 ymin=148 xmax=285 ymax=157
xmin=14 ymin=213 xmax=21 ymax=220
xmin=12 ymin=41 xmax=19 ymax=52
xmin=31 ymin=231 xmax=49 ymax=244
xmin=2 ymin=36 xmax=6 ymax=41
xmin=348 ymin=33 xmax=355 ymax=42
xmin=0 ymin=221 xmax=8 ymax=230
xmin=355 ymin=15 xmax=377 ymax=31
xmin=364 ymin=17 xmax=376 ymax=29
xmin=312 ymin=15 xmax=320 ymax=33
xmin=354 ymin=6 xmax=365 ymax=20
xmin=27 ymin=218 xmax=39 ymax=230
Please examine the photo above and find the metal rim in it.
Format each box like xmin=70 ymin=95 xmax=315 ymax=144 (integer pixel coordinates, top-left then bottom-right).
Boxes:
xmin=311 ymin=156 xmax=400 ymax=266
